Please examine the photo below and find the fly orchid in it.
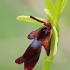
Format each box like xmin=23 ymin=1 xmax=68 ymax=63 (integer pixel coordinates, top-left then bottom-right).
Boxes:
xmin=15 ymin=16 xmax=52 ymax=70
xmin=15 ymin=0 xmax=67 ymax=70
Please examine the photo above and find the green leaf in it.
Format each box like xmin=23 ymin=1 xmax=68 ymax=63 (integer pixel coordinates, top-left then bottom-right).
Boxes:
xmin=53 ymin=0 xmax=63 ymax=26
xmin=45 ymin=0 xmax=55 ymax=17
xmin=61 ymin=0 xmax=67 ymax=13
xmin=17 ymin=16 xmax=44 ymax=26
xmin=44 ymin=8 xmax=53 ymax=20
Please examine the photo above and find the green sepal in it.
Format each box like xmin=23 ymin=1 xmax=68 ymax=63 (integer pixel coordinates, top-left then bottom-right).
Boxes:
xmin=52 ymin=26 xmax=58 ymax=56
xmin=17 ymin=16 xmax=44 ymax=26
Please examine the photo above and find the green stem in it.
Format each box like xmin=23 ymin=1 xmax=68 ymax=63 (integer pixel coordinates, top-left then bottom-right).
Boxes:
xmin=42 ymin=55 xmax=54 ymax=70
xmin=43 ymin=0 xmax=67 ymax=70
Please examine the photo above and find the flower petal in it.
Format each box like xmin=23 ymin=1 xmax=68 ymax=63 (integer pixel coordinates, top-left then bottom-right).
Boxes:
xmin=28 ymin=27 xmax=42 ymax=40
xmin=17 ymin=16 xmax=44 ymax=26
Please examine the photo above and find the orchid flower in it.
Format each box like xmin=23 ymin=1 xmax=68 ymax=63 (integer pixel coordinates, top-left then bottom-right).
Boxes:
xmin=15 ymin=0 xmax=67 ymax=70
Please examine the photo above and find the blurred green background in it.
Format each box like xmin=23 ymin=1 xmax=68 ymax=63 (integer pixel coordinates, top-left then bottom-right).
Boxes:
xmin=0 ymin=0 xmax=70 ymax=70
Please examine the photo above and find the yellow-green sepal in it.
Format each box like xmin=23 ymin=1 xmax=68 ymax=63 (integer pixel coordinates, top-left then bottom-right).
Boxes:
xmin=52 ymin=26 xmax=58 ymax=56
xmin=17 ymin=16 xmax=44 ymax=26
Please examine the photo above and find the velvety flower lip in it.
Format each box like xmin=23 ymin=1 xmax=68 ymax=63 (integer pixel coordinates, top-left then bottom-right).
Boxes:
xmin=15 ymin=0 xmax=67 ymax=70
xmin=15 ymin=16 xmax=52 ymax=70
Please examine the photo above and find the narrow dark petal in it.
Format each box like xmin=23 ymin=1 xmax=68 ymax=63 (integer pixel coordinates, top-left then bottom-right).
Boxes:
xmin=30 ymin=16 xmax=51 ymax=29
xmin=30 ymin=15 xmax=44 ymax=23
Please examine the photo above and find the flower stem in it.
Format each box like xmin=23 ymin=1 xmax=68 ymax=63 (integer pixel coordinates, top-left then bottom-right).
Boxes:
xmin=43 ymin=0 xmax=67 ymax=70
